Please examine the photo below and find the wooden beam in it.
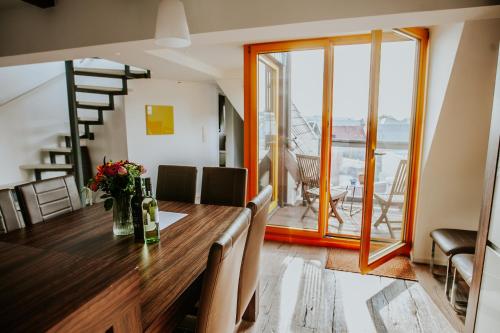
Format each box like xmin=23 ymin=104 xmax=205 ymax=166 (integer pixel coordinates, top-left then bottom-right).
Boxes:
xmin=22 ymin=0 xmax=55 ymax=8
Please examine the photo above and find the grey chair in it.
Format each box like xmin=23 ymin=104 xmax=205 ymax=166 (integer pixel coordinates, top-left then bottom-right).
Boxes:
xmin=15 ymin=175 xmax=82 ymax=226
xmin=0 ymin=188 xmax=24 ymax=232
xmin=156 ymin=165 xmax=197 ymax=203
xmin=237 ymin=185 xmax=272 ymax=324
xmin=200 ymin=167 xmax=247 ymax=207
xmin=178 ymin=208 xmax=251 ymax=332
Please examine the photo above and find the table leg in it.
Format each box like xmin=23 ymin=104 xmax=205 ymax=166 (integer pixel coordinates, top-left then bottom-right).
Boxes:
xmin=350 ymin=186 xmax=356 ymax=216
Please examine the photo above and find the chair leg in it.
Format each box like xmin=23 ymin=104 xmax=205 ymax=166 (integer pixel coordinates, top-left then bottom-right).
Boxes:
xmin=331 ymin=200 xmax=344 ymax=224
xmin=450 ymin=267 xmax=468 ymax=315
xmin=243 ymin=286 xmax=259 ymax=322
xmin=385 ymin=217 xmax=395 ymax=238
xmin=301 ymin=197 xmax=317 ymax=219
xmin=374 ymin=202 xmax=388 ymax=227
xmin=450 ymin=267 xmax=458 ymax=306
xmin=445 ymin=256 xmax=453 ymax=300
xmin=430 ymin=241 xmax=436 ymax=275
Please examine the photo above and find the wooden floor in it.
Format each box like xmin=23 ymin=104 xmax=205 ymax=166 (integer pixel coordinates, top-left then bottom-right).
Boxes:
xmin=240 ymin=241 xmax=458 ymax=333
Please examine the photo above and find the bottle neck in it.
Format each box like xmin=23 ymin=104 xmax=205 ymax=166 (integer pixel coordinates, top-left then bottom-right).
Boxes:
xmin=144 ymin=185 xmax=152 ymax=197
xmin=134 ymin=179 xmax=144 ymax=197
xmin=144 ymin=178 xmax=153 ymax=197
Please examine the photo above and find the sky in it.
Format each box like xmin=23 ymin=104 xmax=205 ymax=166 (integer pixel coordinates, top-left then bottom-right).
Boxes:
xmin=289 ymin=40 xmax=417 ymax=122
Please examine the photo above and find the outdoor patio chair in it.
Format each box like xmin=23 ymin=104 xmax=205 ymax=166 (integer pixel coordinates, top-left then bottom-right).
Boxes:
xmin=373 ymin=159 xmax=408 ymax=238
xmin=296 ymin=154 xmax=320 ymax=218
xmin=296 ymin=154 xmax=347 ymax=223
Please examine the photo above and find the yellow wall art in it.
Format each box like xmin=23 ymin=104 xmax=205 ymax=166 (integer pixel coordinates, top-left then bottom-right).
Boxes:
xmin=145 ymin=105 xmax=174 ymax=135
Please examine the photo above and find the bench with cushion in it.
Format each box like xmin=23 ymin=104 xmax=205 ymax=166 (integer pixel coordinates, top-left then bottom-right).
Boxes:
xmin=430 ymin=228 xmax=477 ymax=298
xmin=450 ymin=253 xmax=474 ymax=314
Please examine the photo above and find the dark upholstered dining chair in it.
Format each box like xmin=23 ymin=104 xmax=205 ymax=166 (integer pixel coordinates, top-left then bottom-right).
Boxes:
xmin=200 ymin=167 xmax=247 ymax=207
xmin=178 ymin=208 xmax=251 ymax=333
xmin=15 ymin=175 xmax=82 ymax=226
xmin=237 ymin=185 xmax=272 ymax=324
xmin=156 ymin=165 xmax=197 ymax=203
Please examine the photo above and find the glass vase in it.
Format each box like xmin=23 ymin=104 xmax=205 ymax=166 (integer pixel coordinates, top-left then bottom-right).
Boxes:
xmin=112 ymin=195 xmax=134 ymax=236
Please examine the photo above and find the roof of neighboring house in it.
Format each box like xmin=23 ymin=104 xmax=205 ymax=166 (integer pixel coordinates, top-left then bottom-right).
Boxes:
xmin=332 ymin=125 xmax=366 ymax=141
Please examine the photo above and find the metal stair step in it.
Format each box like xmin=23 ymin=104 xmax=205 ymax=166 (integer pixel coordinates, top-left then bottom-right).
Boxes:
xmin=75 ymin=85 xmax=125 ymax=95
xmin=78 ymin=118 xmax=103 ymax=125
xmin=74 ymin=67 xmax=149 ymax=79
xmin=58 ymin=133 xmax=92 ymax=144
xmin=20 ymin=164 xmax=73 ymax=171
xmin=40 ymin=147 xmax=72 ymax=154
xmin=76 ymin=101 xmax=113 ymax=110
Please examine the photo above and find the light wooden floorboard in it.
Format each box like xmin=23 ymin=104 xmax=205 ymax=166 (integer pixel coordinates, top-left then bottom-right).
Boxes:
xmin=413 ymin=264 xmax=466 ymax=332
xmin=240 ymin=241 xmax=457 ymax=333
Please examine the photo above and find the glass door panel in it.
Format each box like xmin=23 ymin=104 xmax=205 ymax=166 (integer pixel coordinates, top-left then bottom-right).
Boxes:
xmin=259 ymin=49 xmax=325 ymax=231
xmin=328 ymin=43 xmax=371 ymax=237
xmin=367 ymin=32 xmax=419 ymax=262
xmin=258 ymin=56 xmax=279 ymax=211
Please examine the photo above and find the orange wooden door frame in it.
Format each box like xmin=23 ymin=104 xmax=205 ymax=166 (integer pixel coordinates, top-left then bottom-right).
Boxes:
xmin=244 ymin=29 xmax=429 ymax=261
xmin=359 ymin=27 xmax=429 ymax=272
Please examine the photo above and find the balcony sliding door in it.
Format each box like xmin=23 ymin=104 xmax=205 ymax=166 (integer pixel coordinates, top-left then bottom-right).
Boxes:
xmin=245 ymin=29 xmax=428 ymax=272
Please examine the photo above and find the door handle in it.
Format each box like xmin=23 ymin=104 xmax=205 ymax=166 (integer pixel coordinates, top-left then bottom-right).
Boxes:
xmin=374 ymin=151 xmax=386 ymax=156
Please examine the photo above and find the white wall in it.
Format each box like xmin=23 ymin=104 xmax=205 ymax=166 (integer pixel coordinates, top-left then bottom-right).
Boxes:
xmin=216 ymin=78 xmax=243 ymax=119
xmin=124 ymin=79 xmax=219 ymax=196
xmin=85 ymin=96 xmax=129 ymax=177
xmin=75 ymin=59 xmax=131 ymax=177
xmin=224 ymin=97 xmax=244 ymax=168
xmin=412 ymin=18 xmax=500 ymax=263
xmin=0 ymin=61 xmax=64 ymax=105
xmin=0 ymin=59 xmax=134 ymax=187
xmin=421 ymin=23 xmax=463 ymax=162
xmin=0 ymin=62 xmax=69 ymax=185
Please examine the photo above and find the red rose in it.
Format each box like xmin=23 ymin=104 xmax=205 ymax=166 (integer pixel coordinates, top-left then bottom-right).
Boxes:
xmin=117 ymin=166 xmax=128 ymax=176
xmin=89 ymin=182 xmax=98 ymax=192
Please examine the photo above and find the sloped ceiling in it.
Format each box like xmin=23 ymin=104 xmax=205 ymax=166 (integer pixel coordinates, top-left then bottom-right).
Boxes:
xmin=0 ymin=61 xmax=64 ymax=106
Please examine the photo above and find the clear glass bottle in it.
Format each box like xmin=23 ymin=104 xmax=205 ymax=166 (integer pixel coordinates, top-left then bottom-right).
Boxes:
xmin=131 ymin=177 xmax=145 ymax=242
xmin=142 ymin=178 xmax=160 ymax=244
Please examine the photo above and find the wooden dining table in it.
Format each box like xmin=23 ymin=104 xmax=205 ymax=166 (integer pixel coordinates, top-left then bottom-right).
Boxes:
xmin=0 ymin=201 xmax=244 ymax=332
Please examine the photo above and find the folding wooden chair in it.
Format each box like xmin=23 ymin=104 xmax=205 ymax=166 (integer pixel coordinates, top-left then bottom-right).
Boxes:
xmin=373 ymin=159 xmax=408 ymax=238
xmin=296 ymin=154 xmax=321 ymax=219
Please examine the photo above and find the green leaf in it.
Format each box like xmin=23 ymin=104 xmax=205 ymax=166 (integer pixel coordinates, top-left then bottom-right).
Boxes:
xmin=104 ymin=198 xmax=114 ymax=211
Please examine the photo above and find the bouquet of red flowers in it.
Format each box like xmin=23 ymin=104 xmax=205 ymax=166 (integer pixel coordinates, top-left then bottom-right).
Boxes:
xmin=88 ymin=159 xmax=146 ymax=210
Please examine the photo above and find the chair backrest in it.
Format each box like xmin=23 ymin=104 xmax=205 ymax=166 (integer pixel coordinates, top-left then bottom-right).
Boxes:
xmin=237 ymin=185 xmax=272 ymax=324
xmin=390 ymin=159 xmax=408 ymax=196
xmin=156 ymin=165 xmax=197 ymax=203
xmin=296 ymin=154 xmax=320 ymax=188
xmin=15 ymin=175 xmax=82 ymax=226
xmin=0 ymin=189 xmax=24 ymax=233
xmin=200 ymin=167 xmax=247 ymax=207
xmin=197 ymin=208 xmax=251 ymax=333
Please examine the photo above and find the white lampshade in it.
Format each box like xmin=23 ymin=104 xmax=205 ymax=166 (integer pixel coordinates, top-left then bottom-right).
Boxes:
xmin=154 ymin=0 xmax=191 ymax=48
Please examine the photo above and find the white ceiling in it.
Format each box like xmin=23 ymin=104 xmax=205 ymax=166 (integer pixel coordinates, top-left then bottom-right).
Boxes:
xmin=0 ymin=5 xmax=499 ymax=83
xmin=0 ymin=0 xmax=29 ymax=10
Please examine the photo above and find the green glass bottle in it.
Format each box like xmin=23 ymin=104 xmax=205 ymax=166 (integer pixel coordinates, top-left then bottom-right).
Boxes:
xmin=142 ymin=178 xmax=160 ymax=244
xmin=131 ymin=177 xmax=145 ymax=242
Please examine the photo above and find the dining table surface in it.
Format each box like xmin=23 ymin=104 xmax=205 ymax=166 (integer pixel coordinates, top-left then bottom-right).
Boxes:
xmin=0 ymin=200 xmax=245 ymax=332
